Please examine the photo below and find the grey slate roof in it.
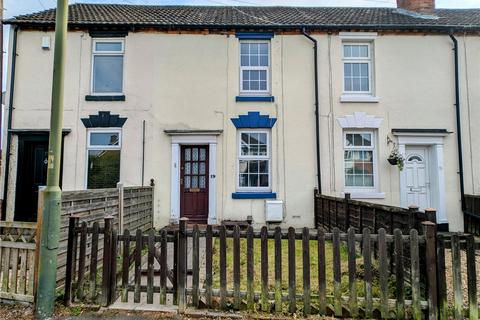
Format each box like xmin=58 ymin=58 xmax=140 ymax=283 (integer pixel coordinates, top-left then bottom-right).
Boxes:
xmin=5 ymin=4 xmax=480 ymax=31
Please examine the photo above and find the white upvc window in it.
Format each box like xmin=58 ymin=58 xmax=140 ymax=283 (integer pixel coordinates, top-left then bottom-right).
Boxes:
xmin=237 ymin=130 xmax=271 ymax=191
xmin=86 ymin=129 xmax=122 ymax=189
xmin=239 ymin=41 xmax=270 ymax=95
xmin=342 ymin=42 xmax=373 ymax=94
xmin=91 ymin=39 xmax=124 ymax=95
xmin=343 ymin=131 xmax=377 ymax=192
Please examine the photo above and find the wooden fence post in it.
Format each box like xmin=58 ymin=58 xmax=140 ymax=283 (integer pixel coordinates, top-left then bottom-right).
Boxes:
xmin=64 ymin=214 xmax=79 ymax=306
xmin=345 ymin=193 xmax=351 ymax=230
xmin=314 ymin=188 xmax=319 ymax=228
xmin=100 ymin=216 xmax=114 ymax=307
xmin=117 ymin=182 xmax=124 ymax=234
xmin=177 ymin=217 xmax=188 ymax=313
xmin=150 ymin=179 xmax=155 ymax=230
xmin=425 ymin=208 xmax=437 ymax=224
xmin=34 ymin=186 xmax=46 ymax=303
xmin=423 ymin=221 xmax=438 ymax=320
xmin=408 ymin=205 xmax=419 ymax=230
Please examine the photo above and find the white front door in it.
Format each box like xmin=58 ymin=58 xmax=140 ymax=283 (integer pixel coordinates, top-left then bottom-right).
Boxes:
xmin=403 ymin=147 xmax=430 ymax=210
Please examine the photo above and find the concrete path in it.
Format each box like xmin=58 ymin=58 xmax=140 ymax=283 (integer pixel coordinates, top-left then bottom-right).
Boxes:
xmin=109 ymin=236 xmax=207 ymax=311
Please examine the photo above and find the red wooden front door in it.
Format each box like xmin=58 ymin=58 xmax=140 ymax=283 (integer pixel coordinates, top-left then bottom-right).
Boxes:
xmin=180 ymin=145 xmax=209 ymax=224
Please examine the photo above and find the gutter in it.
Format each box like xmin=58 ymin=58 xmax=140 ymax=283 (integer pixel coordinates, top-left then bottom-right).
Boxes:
xmin=2 ymin=26 xmax=18 ymax=219
xmin=302 ymin=28 xmax=322 ymax=194
xmin=449 ymin=34 xmax=466 ymax=211
xmin=3 ymin=20 xmax=478 ymax=33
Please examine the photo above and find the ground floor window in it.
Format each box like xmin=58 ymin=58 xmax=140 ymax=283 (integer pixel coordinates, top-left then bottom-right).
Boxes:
xmin=238 ymin=130 xmax=270 ymax=191
xmin=344 ymin=131 xmax=376 ymax=190
xmin=87 ymin=129 xmax=121 ymax=189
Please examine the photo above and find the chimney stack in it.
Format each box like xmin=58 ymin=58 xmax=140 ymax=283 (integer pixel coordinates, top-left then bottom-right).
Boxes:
xmin=396 ymin=0 xmax=435 ymax=13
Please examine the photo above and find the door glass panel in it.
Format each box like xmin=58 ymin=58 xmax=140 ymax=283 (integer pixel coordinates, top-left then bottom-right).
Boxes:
xmin=192 ymin=163 xmax=198 ymax=174
xmin=200 ymin=148 xmax=206 ymax=161
xmin=185 ymin=148 xmax=191 ymax=161
xmin=185 ymin=163 xmax=191 ymax=174
xmin=199 ymin=176 xmax=206 ymax=188
xmin=192 ymin=148 xmax=198 ymax=161
xmin=200 ymin=163 xmax=206 ymax=175
xmin=191 ymin=176 xmax=198 ymax=188
xmin=184 ymin=176 xmax=191 ymax=188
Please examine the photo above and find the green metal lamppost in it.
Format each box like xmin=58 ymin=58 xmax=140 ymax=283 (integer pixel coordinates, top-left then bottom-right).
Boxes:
xmin=35 ymin=0 xmax=69 ymax=318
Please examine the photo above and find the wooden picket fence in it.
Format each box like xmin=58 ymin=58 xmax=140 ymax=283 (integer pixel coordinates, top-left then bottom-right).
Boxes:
xmin=66 ymin=218 xmax=446 ymax=319
xmin=0 ymin=221 xmax=37 ymax=303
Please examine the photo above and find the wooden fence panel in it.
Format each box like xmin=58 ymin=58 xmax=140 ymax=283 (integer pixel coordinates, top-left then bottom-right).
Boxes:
xmin=0 ymin=222 xmax=37 ymax=303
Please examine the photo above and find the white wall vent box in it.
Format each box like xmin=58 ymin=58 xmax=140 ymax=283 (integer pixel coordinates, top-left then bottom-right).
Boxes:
xmin=265 ymin=200 xmax=283 ymax=222
xmin=41 ymin=36 xmax=51 ymax=50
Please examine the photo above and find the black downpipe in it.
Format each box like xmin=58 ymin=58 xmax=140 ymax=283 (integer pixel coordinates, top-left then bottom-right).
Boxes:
xmin=449 ymin=34 xmax=466 ymax=211
xmin=2 ymin=26 xmax=19 ymax=219
xmin=142 ymin=120 xmax=145 ymax=186
xmin=302 ymin=28 xmax=322 ymax=194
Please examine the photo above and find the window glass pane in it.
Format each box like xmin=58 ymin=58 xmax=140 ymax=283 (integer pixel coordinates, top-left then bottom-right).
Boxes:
xmin=249 ymin=161 xmax=259 ymax=173
xmin=241 ymin=55 xmax=249 ymax=66
xmin=259 ymin=43 xmax=268 ymax=54
xmin=250 ymin=43 xmax=259 ymax=54
xmin=90 ymin=132 xmax=119 ymax=146
xmin=240 ymin=174 xmax=249 ymax=187
xmin=260 ymin=174 xmax=269 ymax=187
xmin=199 ymin=176 xmax=206 ymax=188
xmin=241 ymin=43 xmax=249 ymax=54
xmin=352 ymin=64 xmax=360 ymax=77
xmin=87 ymin=150 xmax=120 ymax=189
xmin=191 ymin=176 xmax=198 ymax=188
xmin=343 ymin=45 xmax=351 ymax=57
xmin=359 ymin=45 xmax=369 ymax=57
xmin=361 ymin=134 xmax=372 ymax=146
xmin=259 ymin=55 xmax=268 ymax=66
xmin=353 ymin=134 xmax=363 ymax=146
xmin=93 ymin=55 xmax=123 ymax=93
xmin=239 ymin=160 xmax=248 ymax=174
xmin=250 ymin=174 xmax=258 ymax=187
xmin=95 ymin=42 xmax=122 ymax=52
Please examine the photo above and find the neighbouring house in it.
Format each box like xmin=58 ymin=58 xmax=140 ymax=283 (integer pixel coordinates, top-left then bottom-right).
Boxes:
xmin=1 ymin=0 xmax=480 ymax=231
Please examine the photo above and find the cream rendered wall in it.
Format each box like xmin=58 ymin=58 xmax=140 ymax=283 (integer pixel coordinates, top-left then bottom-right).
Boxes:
xmin=315 ymin=33 xmax=465 ymax=231
xmin=2 ymin=29 xmax=474 ymax=231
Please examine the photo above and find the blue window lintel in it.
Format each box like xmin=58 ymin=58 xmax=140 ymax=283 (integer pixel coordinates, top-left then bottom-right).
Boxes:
xmin=235 ymin=32 xmax=274 ymax=40
xmin=236 ymin=96 xmax=275 ymax=102
xmin=232 ymin=192 xmax=277 ymax=199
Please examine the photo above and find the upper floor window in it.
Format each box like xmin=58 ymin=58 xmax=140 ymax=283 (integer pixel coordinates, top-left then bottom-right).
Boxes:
xmin=342 ymin=43 xmax=372 ymax=94
xmin=238 ymin=130 xmax=271 ymax=191
xmin=240 ymin=41 xmax=270 ymax=95
xmin=92 ymin=39 xmax=124 ymax=94
xmin=87 ymin=129 xmax=121 ymax=189
xmin=344 ymin=131 xmax=376 ymax=190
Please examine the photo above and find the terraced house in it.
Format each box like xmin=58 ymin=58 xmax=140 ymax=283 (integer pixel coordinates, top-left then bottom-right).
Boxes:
xmin=2 ymin=0 xmax=480 ymax=231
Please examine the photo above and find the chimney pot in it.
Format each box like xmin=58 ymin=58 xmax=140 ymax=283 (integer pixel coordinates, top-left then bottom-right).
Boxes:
xmin=397 ymin=0 xmax=435 ymax=13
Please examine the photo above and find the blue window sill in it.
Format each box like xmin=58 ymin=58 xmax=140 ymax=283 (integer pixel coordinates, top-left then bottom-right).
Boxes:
xmin=236 ymin=96 xmax=275 ymax=102
xmin=232 ymin=192 xmax=277 ymax=199
xmin=85 ymin=95 xmax=125 ymax=102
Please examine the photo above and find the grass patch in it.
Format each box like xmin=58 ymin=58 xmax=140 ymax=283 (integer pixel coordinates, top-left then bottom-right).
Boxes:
xmin=211 ymin=237 xmax=401 ymax=299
